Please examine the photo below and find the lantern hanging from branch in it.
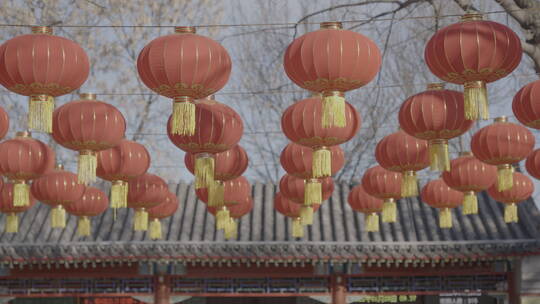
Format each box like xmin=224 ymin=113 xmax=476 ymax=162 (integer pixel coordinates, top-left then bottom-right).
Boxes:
xmin=526 ymin=149 xmax=540 ymax=181
xmin=0 ymin=182 xmax=36 ymax=233
xmin=420 ymin=179 xmax=463 ymax=228
xmin=487 ymin=172 xmax=533 ymax=223
xmin=52 ymin=93 xmax=126 ymax=185
xmin=425 ymin=13 xmax=522 ymax=120
xmin=127 ymin=173 xmax=168 ymax=231
xmin=137 ymin=26 xmax=232 ymax=136
xmin=0 ymin=26 xmax=90 ymax=133
xmin=399 ymin=83 xmax=473 ymax=172
xmin=0 ymin=106 xmax=9 ymax=140
xmin=284 ymin=21 xmax=381 ymax=128
xmin=347 ymin=185 xmax=383 ymax=232
xmin=208 ymin=195 xmax=253 ymax=240
xmin=513 ymin=79 xmax=540 ymax=129
xmin=274 ymin=192 xmax=320 ymax=239
xmin=147 ymin=191 xmax=179 ymax=240
xmin=64 ymin=187 xmax=108 ymax=237
xmin=471 ymin=116 xmax=534 ymax=192
xmin=361 ymin=166 xmax=402 ymax=223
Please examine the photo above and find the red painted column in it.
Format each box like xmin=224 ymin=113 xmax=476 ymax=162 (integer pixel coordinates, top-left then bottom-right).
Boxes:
xmin=154 ymin=275 xmax=170 ymax=304
xmin=331 ymin=275 xmax=346 ymax=304
xmin=508 ymin=259 xmax=522 ymax=304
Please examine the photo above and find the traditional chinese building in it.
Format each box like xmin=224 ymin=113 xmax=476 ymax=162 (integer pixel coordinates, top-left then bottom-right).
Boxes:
xmin=0 ymin=183 xmax=539 ymax=304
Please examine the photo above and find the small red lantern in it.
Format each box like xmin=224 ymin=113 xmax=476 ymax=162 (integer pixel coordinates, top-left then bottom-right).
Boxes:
xmin=208 ymin=195 xmax=253 ymax=240
xmin=0 ymin=106 xmax=9 ymax=140
xmin=0 ymin=182 xmax=36 ymax=233
xmin=526 ymin=149 xmax=540 ymax=180
xmin=442 ymin=152 xmax=497 ymax=215
xmin=513 ymin=80 xmax=540 ymax=129
xmin=425 ymin=13 xmax=522 ymax=120
xmin=471 ymin=116 xmax=534 ymax=191
xmin=487 ymin=172 xmax=533 ymax=223
xmin=97 ymin=139 xmax=151 ymax=209
xmin=168 ymin=97 xmax=243 ymax=189
xmin=147 ymin=192 xmax=179 ymax=240
xmin=282 ymin=94 xmax=360 ymax=178
xmin=375 ymin=129 xmax=429 ymax=197
xmin=52 ymin=93 xmax=126 ymax=184
xmin=420 ymin=179 xmax=464 ymax=228
xmin=280 ymin=143 xmax=345 ymax=178
xmin=0 ymin=131 xmax=55 ymax=207
xmin=65 ymin=187 xmax=108 ymax=237
xmin=127 ymin=173 xmax=169 ymax=231
xmin=0 ymin=26 xmax=90 ymax=133
xmin=399 ymin=83 xmax=473 ymax=172
xmin=31 ymin=164 xmax=86 ymax=228
xmin=361 ymin=166 xmax=402 ymax=223
xmin=274 ymin=192 xmax=320 ymax=238
xmin=347 ymin=185 xmax=383 ymax=232
xmin=284 ymin=22 xmax=381 ymax=128
xmin=137 ymin=26 xmax=232 ymax=136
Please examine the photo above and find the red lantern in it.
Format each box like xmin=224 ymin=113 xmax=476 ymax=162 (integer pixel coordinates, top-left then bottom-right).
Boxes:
xmin=147 ymin=192 xmax=179 ymax=240
xmin=137 ymin=26 xmax=232 ymax=136
xmin=420 ymin=179 xmax=464 ymax=228
xmin=52 ymin=93 xmax=126 ymax=185
xmin=399 ymin=83 xmax=473 ymax=172
xmin=442 ymin=152 xmax=497 ymax=215
xmin=208 ymin=195 xmax=253 ymax=240
xmin=274 ymin=192 xmax=320 ymax=238
xmin=97 ymin=140 xmax=151 ymax=209
xmin=31 ymin=164 xmax=86 ymax=228
xmin=526 ymin=149 xmax=540 ymax=180
xmin=0 ymin=131 xmax=55 ymax=207
xmin=0 ymin=182 xmax=36 ymax=233
xmin=284 ymin=22 xmax=381 ymax=128
xmin=487 ymin=172 xmax=533 ymax=223
xmin=127 ymin=173 xmax=168 ymax=231
xmin=347 ymin=185 xmax=383 ymax=232
xmin=168 ymin=97 xmax=243 ymax=189
xmin=282 ymin=94 xmax=360 ymax=178
xmin=361 ymin=166 xmax=402 ymax=223
xmin=375 ymin=129 xmax=429 ymax=197
xmin=64 ymin=187 xmax=108 ymax=237
xmin=0 ymin=107 xmax=9 ymax=140
xmin=513 ymin=80 xmax=540 ymax=129
xmin=425 ymin=13 xmax=522 ymax=120
xmin=280 ymin=143 xmax=345 ymax=178
xmin=0 ymin=26 xmax=89 ymax=133
xmin=471 ymin=116 xmax=534 ymax=192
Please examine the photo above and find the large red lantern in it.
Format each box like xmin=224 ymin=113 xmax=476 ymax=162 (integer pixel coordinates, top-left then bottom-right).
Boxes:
xmin=65 ymin=187 xmax=108 ymax=237
xmin=0 ymin=131 xmax=55 ymax=207
xmin=471 ymin=116 xmax=534 ymax=191
xmin=361 ymin=166 xmax=402 ymax=223
xmin=53 ymin=93 xmax=126 ymax=184
xmin=97 ymin=139 xmax=151 ymax=209
xmin=127 ymin=173 xmax=168 ymax=231
xmin=274 ymin=192 xmax=320 ymax=238
xmin=137 ymin=26 xmax=232 ymax=136
xmin=31 ymin=164 xmax=86 ymax=228
xmin=487 ymin=172 xmax=533 ymax=223
xmin=420 ymin=179 xmax=464 ymax=228
xmin=208 ymin=195 xmax=253 ymax=240
xmin=147 ymin=192 xmax=179 ymax=240
xmin=282 ymin=94 xmax=360 ymax=178
xmin=168 ymin=97 xmax=243 ymax=189
xmin=399 ymin=83 xmax=473 ymax=172
xmin=347 ymin=185 xmax=383 ymax=232
xmin=0 ymin=26 xmax=90 ymax=133
xmin=0 ymin=182 xmax=36 ymax=233
xmin=512 ymin=80 xmax=540 ymax=129
xmin=284 ymin=22 xmax=381 ymax=128
xmin=425 ymin=13 xmax=522 ymax=120
xmin=375 ymin=129 xmax=429 ymax=197
xmin=280 ymin=143 xmax=345 ymax=178
xmin=526 ymin=149 xmax=540 ymax=180
xmin=442 ymin=152 xmax=497 ymax=215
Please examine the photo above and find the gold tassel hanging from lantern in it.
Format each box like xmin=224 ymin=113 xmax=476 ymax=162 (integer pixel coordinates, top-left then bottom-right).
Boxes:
xmin=462 ymin=191 xmax=478 ymax=215
xmin=77 ymin=216 xmax=91 ymax=237
xmin=13 ymin=181 xmax=30 ymax=207
xmin=208 ymin=180 xmax=224 ymax=207
xmin=134 ymin=208 xmax=149 ymax=231
xmin=382 ymin=198 xmax=397 ymax=223
xmin=6 ymin=213 xmax=18 ymax=233
xmin=110 ymin=181 xmax=128 ymax=209
xmin=224 ymin=218 xmax=237 ymax=240
xmin=28 ymin=95 xmax=54 ymax=133
xmin=304 ymin=179 xmax=322 ymax=206
xmin=365 ymin=213 xmax=379 ymax=232
xmin=292 ymin=217 xmax=304 ymax=238
xmin=300 ymin=206 xmax=314 ymax=225
xmin=497 ymin=164 xmax=514 ymax=192
xmin=439 ymin=208 xmax=453 ymax=228
xmin=78 ymin=150 xmax=97 ymax=185
xmin=464 ymin=81 xmax=488 ymax=120
xmin=149 ymin=218 xmax=162 ymax=240
xmin=216 ymin=206 xmax=230 ymax=231
xmin=401 ymin=171 xmax=418 ymax=197
xmin=504 ymin=203 xmax=519 ymax=223
xmin=429 ymin=139 xmax=450 ymax=172
xmin=194 ymin=153 xmax=214 ymax=189
xmin=171 ymin=96 xmax=196 ymax=136
xmin=312 ymin=147 xmax=331 ymax=178
xmin=51 ymin=205 xmax=66 ymax=228
xmin=321 ymin=91 xmax=346 ymax=128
